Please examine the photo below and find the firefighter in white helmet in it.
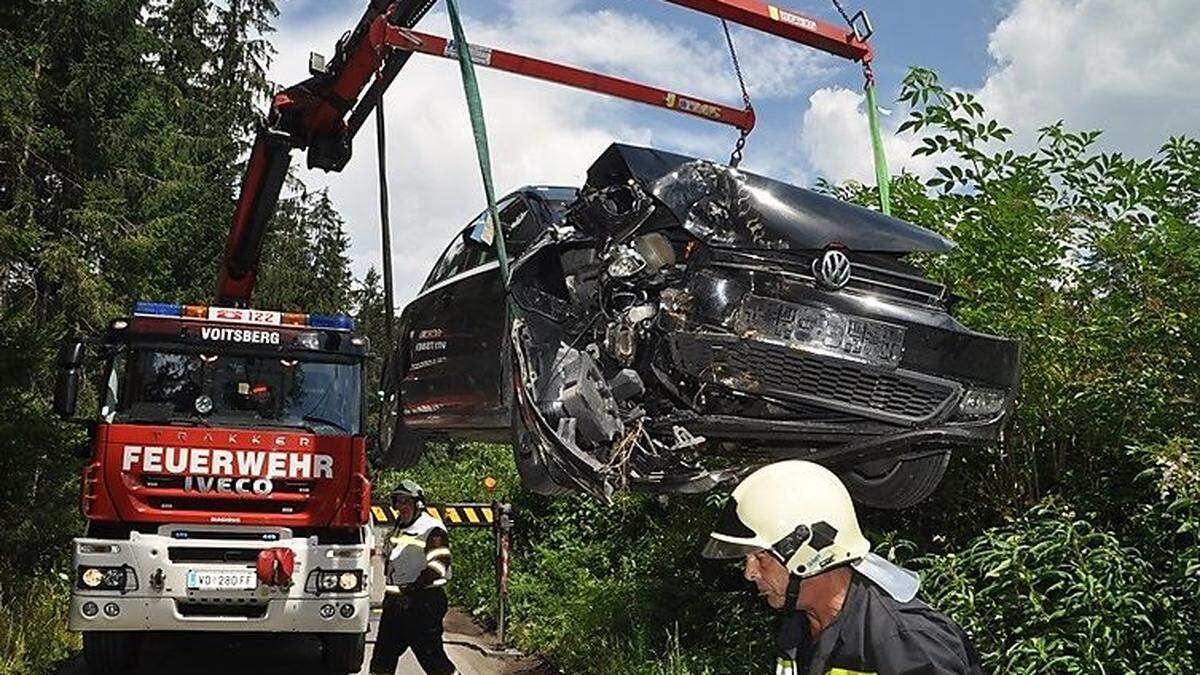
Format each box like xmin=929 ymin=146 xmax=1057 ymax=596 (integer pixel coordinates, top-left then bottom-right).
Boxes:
xmin=369 ymin=480 xmax=456 ymax=675
xmin=703 ymin=460 xmax=982 ymax=675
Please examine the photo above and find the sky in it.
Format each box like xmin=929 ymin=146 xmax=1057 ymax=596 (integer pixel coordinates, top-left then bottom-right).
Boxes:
xmin=263 ymin=0 xmax=1200 ymax=306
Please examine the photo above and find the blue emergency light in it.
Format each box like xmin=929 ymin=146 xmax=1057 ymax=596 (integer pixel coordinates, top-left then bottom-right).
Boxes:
xmin=134 ymin=301 xmax=183 ymax=317
xmin=132 ymin=301 xmax=355 ymax=331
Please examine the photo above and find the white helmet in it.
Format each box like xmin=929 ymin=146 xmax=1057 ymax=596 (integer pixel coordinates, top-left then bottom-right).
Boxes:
xmin=702 ymin=460 xmax=919 ymax=602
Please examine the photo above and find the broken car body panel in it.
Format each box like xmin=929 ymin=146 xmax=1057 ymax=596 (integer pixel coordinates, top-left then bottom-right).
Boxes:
xmin=587 ymin=144 xmax=956 ymax=254
xmin=394 ymin=144 xmax=1019 ymax=505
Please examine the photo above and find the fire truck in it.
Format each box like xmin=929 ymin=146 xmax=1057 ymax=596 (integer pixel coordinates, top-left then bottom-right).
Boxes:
xmin=52 ymin=2 xmax=439 ymax=672
xmin=56 ymin=304 xmax=375 ymax=672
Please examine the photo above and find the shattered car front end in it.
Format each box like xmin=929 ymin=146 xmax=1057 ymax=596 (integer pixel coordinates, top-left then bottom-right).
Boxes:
xmin=507 ymin=144 xmax=1020 ymax=506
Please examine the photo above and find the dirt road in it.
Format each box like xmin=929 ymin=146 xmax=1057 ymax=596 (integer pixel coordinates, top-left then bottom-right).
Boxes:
xmin=57 ymin=608 xmax=553 ymax=675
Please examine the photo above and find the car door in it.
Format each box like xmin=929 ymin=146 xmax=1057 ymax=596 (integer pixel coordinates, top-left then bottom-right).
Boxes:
xmin=451 ymin=195 xmax=545 ymax=426
xmin=398 ymin=230 xmax=472 ymax=428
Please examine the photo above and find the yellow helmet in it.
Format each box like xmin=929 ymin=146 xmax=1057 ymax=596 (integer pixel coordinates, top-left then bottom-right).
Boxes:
xmin=703 ymin=460 xmax=919 ymax=601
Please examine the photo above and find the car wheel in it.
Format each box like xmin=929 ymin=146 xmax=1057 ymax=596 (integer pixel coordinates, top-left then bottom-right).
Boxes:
xmin=840 ymin=450 xmax=950 ymax=509
xmin=510 ymin=401 xmax=572 ymax=496
xmin=82 ymin=631 xmax=139 ymax=675
xmin=385 ymin=418 xmax=428 ymax=468
xmin=321 ymin=632 xmax=366 ymax=673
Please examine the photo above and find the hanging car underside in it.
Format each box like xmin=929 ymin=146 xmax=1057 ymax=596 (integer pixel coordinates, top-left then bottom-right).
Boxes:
xmin=504 ymin=144 xmax=1020 ymax=507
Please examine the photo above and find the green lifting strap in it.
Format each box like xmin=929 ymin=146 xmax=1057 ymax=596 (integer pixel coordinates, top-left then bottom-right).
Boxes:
xmin=864 ymin=79 xmax=892 ymax=216
xmin=445 ymin=0 xmax=511 ymax=285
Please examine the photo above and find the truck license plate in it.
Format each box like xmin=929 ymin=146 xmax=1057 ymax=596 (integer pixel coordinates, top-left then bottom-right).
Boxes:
xmin=186 ymin=569 xmax=258 ymax=591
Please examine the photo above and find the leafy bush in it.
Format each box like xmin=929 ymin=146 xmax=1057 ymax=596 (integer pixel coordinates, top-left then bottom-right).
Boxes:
xmin=0 ymin=574 xmax=77 ymax=675
xmin=916 ymin=499 xmax=1196 ymax=672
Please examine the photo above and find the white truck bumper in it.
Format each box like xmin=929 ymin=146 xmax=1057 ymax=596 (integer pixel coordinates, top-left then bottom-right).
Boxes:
xmin=69 ymin=524 xmax=372 ymax=634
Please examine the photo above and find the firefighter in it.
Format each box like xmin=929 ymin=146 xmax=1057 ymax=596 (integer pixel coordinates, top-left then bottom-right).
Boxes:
xmin=369 ymin=480 xmax=457 ymax=675
xmin=703 ymin=460 xmax=983 ymax=675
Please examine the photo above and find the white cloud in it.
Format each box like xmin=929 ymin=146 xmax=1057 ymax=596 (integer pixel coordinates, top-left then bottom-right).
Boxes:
xmin=978 ymin=0 xmax=1200 ymax=155
xmin=798 ymin=0 xmax=1200 ymax=186
xmin=798 ymin=87 xmax=934 ymax=185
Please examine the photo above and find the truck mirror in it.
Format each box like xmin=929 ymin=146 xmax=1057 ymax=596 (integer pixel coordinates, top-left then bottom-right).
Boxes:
xmin=53 ymin=340 xmax=85 ymax=419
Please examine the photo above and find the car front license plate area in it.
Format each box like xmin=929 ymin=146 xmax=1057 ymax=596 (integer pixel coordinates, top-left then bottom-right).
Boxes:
xmin=186 ymin=569 xmax=258 ymax=591
xmin=735 ymin=295 xmax=906 ymax=368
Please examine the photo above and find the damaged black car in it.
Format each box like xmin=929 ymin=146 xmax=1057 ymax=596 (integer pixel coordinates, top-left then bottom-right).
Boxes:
xmin=384 ymin=143 xmax=1019 ymax=508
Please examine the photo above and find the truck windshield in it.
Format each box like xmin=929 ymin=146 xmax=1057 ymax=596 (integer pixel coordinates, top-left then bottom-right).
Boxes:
xmin=109 ymin=347 xmax=362 ymax=435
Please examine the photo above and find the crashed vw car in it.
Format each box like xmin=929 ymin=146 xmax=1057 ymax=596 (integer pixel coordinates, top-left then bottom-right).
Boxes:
xmin=385 ymin=144 xmax=1019 ymax=508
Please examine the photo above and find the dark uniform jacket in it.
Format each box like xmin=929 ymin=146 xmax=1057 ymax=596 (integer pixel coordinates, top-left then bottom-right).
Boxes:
xmin=776 ymin=574 xmax=983 ymax=675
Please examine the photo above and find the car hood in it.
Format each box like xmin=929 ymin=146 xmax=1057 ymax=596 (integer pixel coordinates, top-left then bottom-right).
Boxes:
xmin=584 ymin=143 xmax=955 ymax=254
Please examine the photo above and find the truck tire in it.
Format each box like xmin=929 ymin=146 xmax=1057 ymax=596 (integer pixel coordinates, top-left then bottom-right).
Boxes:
xmin=840 ymin=450 xmax=950 ymax=510
xmin=82 ymin=631 xmax=138 ymax=675
xmin=321 ymin=633 xmax=366 ymax=673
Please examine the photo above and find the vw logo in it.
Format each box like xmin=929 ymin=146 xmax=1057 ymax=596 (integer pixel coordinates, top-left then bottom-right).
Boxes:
xmin=813 ymin=250 xmax=852 ymax=290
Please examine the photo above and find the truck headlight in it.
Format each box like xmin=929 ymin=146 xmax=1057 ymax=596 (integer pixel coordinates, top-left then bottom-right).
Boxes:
xmin=81 ymin=568 xmax=105 ymax=588
xmin=956 ymin=387 xmax=1008 ymax=418
xmin=77 ymin=566 xmax=132 ymax=591
xmin=314 ymin=569 xmax=363 ymax=593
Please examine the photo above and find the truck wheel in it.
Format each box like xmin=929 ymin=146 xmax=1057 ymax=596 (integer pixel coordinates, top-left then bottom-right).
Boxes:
xmin=840 ymin=450 xmax=950 ymax=510
xmin=321 ymin=633 xmax=365 ymax=673
xmin=82 ymin=631 xmax=139 ymax=675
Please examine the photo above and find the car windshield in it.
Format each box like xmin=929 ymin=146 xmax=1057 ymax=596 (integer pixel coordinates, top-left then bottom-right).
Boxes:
xmin=108 ymin=346 xmax=362 ymax=435
xmin=532 ymin=187 xmax=578 ymax=222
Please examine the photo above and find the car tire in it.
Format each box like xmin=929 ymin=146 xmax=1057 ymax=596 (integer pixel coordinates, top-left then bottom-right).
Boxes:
xmin=510 ymin=402 xmax=571 ymax=496
xmin=385 ymin=417 xmax=428 ymax=468
xmin=840 ymin=450 xmax=950 ymax=509
xmin=82 ymin=631 xmax=139 ymax=675
xmin=321 ymin=632 xmax=366 ymax=673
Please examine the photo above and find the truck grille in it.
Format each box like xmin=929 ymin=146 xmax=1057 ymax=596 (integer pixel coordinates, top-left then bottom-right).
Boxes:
xmin=146 ymin=497 xmax=307 ymax=515
xmin=167 ymin=547 xmax=261 ymax=564
xmin=671 ymin=333 xmax=959 ymax=425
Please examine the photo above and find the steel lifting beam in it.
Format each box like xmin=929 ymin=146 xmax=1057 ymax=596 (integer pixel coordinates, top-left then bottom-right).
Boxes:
xmin=382 ymin=28 xmax=755 ymax=132
xmin=662 ymin=0 xmax=872 ymax=62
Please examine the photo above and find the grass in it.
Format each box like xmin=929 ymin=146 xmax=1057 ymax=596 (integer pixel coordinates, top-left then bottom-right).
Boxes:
xmin=0 ymin=573 xmax=79 ymax=675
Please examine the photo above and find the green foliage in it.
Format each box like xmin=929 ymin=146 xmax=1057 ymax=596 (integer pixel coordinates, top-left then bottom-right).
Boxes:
xmin=0 ymin=574 xmax=77 ymax=675
xmin=917 ymin=500 xmax=1195 ymax=672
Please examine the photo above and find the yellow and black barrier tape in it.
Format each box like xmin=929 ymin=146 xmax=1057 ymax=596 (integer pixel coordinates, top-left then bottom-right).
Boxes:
xmin=371 ymin=502 xmax=497 ymax=527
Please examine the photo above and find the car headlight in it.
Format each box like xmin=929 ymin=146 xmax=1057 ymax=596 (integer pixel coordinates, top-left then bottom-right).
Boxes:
xmin=956 ymin=387 xmax=1008 ymax=418
xmin=318 ymin=573 xmax=339 ymax=591
xmin=77 ymin=566 xmax=131 ymax=591
xmin=338 ymin=572 xmax=359 ymax=591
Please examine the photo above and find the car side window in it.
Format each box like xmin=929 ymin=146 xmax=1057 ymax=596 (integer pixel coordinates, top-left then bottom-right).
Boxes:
xmin=423 ymin=233 xmax=468 ymax=290
xmin=462 ymin=197 xmax=534 ymax=270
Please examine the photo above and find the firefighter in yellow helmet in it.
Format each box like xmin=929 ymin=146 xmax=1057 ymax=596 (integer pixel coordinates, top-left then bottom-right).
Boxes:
xmin=703 ymin=460 xmax=982 ymax=675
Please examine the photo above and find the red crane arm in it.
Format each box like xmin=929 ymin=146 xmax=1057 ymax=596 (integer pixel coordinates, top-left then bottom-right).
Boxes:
xmin=662 ymin=0 xmax=872 ymax=62
xmin=390 ymin=29 xmax=755 ymax=132
xmin=217 ymin=1 xmax=436 ymax=306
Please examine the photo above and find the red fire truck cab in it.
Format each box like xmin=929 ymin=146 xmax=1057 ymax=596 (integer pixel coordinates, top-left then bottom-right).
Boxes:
xmin=56 ymin=301 xmax=374 ymax=674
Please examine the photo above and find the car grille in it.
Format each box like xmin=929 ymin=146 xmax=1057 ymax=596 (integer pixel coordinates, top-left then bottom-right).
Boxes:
xmin=714 ymin=250 xmax=948 ymax=307
xmin=671 ymin=333 xmax=960 ymax=425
